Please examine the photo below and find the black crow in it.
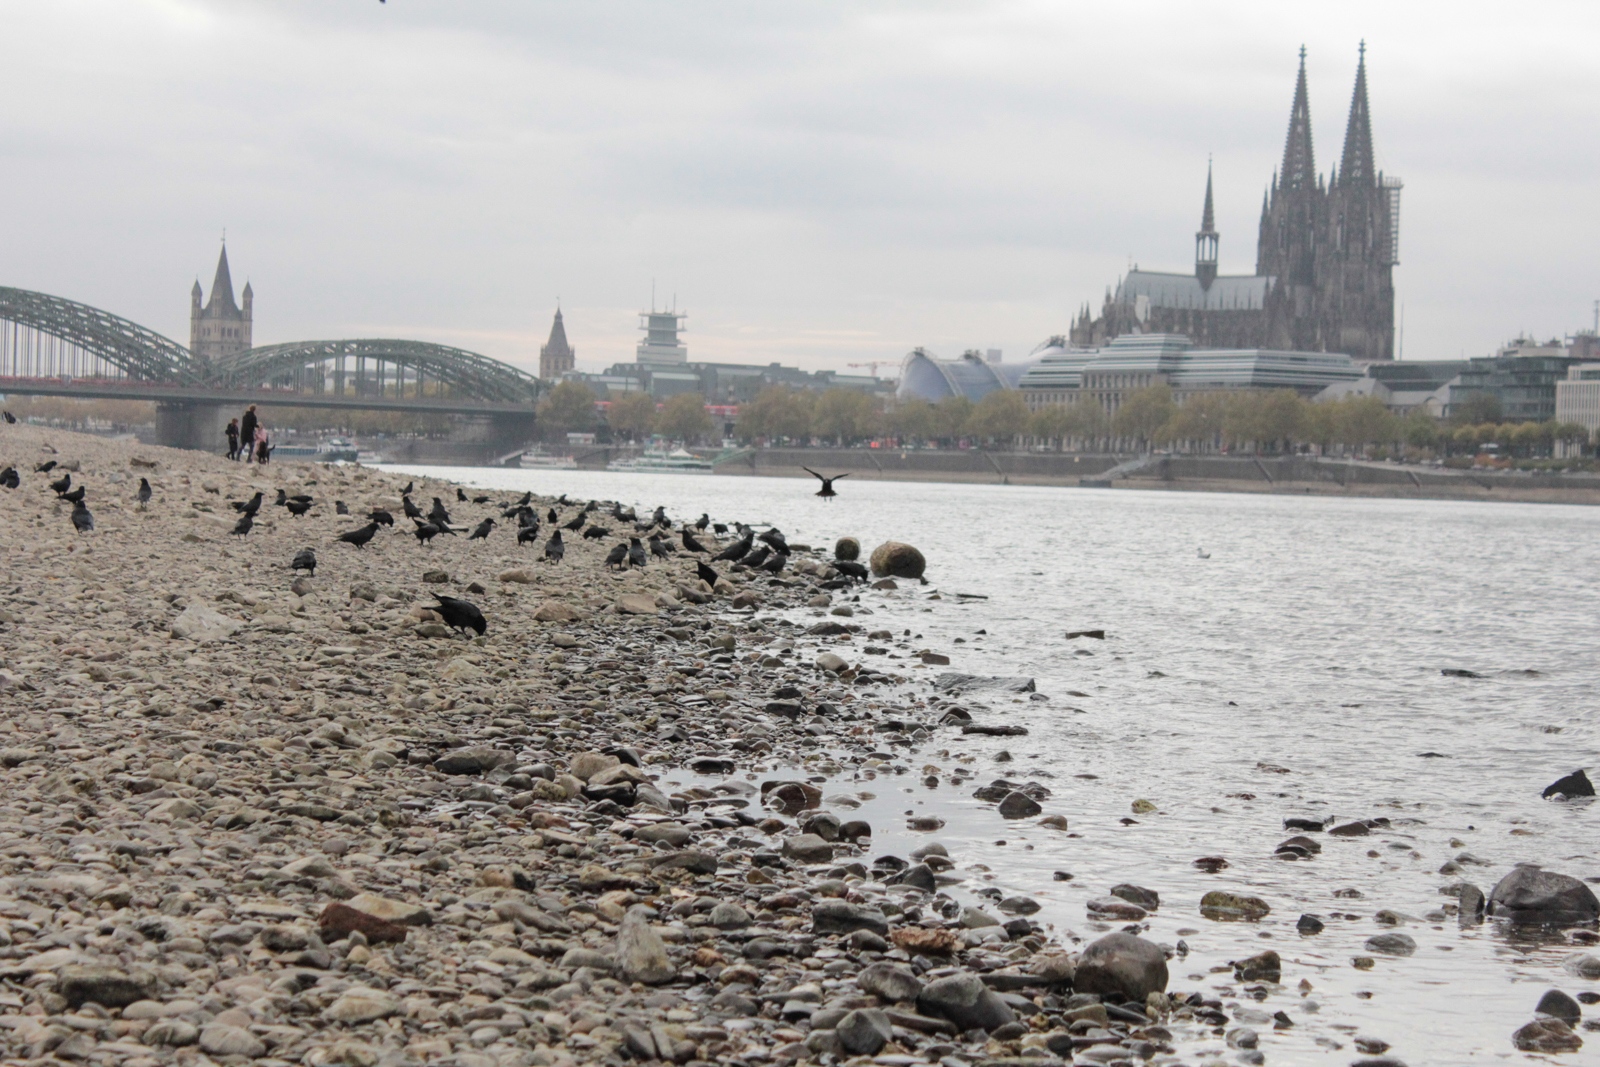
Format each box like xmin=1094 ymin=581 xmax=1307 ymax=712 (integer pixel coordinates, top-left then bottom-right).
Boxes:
xmin=517 ymin=524 xmax=541 ymax=546
xmin=695 ymin=513 xmax=710 ymax=530
xmin=761 ymin=552 xmax=788 ymax=574
xmin=582 ymin=526 xmax=609 ymax=539
xmin=400 ymin=480 xmax=414 ymax=495
xmin=0 ymin=467 xmax=19 ymax=489
xmin=546 ymin=507 xmax=558 ymax=523
xmin=803 ymin=467 xmax=849 ymax=499
xmin=368 ymin=509 xmax=394 ymax=526
xmin=61 ymin=486 xmax=86 ymax=505
xmin=557 ymin=494 xmax=571 ymax=505
xmin=712 ymin=533 xmax=752 ymax=562
xmin=433 ymin=595 xmax=486 ymax=636
xmin=740 ymin=545 xmax=771 ymax=569
xmin=49 ymin=472 xmax=71 ymax=496
xmin=35 ymin=460 xmax=56 ymax=473
xmin=515 ymin=506 xmax=538 ymax=528
xmin=0 ymin=410 xmax=14 ymax=424
xmin=412 ymin=519 xmax=440 ymax=545
xmin=649 ymin=536 xmax=672 ymax=559
xmin=695 ymin=560 xmax=719 ymax=587
xmin=233 ymin=491 xmax=264 ymax=516
xmin=628 ymin=537 xmax=648 ymax=569
xmin=338 ymin=521 xmax=381 ymax=548
xmin=472 ymin=494 xmax=490 ymax=505
xmin=758 ymin=528 xmax=789 ymax=554
xmin=402 ymin=496 xmax=423 ymax=520
xmin=712 ymin=523 xmax=728 ymax=534
xmin=682 ymin=529 xmax=707 ymax=553
xmin=834 ymin=560 xmax=868 ymax=581
xmin=71 ymin=500 xmax=93 ymax=533
xmin=285 ymin=499 xmax=312 ymax=517
xmin=136 ymin=478 xmax=151 ymax=506
xmin=292 ymin=548 xmax=317 ymax=575
xmin=543 ymin=530 xmax=564 ymax=562
xmin=469 ymin=518 xmax=495 ymax=540
xmin=585 ymin=499 xmax=600 ymax=512
xmin=562 ymin=513 xmax=586 ymax=531
xmin=231 ymin=513 xmax=254 ymax=537
xmin=336 ymin=500 xmax=350 ymax=515
xmin=651 ymin=506 xmax=668 ymax=528
xmin=456 ymin=487 xmax=468 ymax=502
xmin=428 ymin=497 xmax=452 ymax=525
xmin=604 ymin=543 xmax=628 ymax=570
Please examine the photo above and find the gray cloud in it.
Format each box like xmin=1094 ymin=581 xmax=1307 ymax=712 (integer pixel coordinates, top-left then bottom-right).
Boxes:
xmin=0 ymin=0 xmax=1595 ymax=375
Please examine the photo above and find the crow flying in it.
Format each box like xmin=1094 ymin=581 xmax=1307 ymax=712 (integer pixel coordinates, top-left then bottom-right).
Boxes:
xmin=803 ymin=467 xmax=849 ymax=499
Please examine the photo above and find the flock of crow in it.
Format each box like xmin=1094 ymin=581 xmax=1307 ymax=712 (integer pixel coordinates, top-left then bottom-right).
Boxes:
xmin=3 ymin=458 xmax=868 ymax=643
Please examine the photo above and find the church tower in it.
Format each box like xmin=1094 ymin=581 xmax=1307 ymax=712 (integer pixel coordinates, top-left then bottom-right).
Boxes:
xmin=1318 ymin=43 xmax=1397 ymax=361
xmin=1258 ymin=47 xmax=1325 ymax=352
xmin=1195 ymin=162 xmax=1219 ymax=290
xmin=189 ymin=242 xmax=252 ymax=361
xmin=539 ymin=306 xmax=575 ymax=380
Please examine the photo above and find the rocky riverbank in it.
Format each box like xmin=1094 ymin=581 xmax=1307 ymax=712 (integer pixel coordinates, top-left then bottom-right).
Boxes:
xmin=0 ymin=425 xmax=1594 ymax=1067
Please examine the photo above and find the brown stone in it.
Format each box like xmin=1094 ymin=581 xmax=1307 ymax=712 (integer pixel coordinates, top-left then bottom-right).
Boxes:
xmin=318 ymin=902 xmax=410 ymax=944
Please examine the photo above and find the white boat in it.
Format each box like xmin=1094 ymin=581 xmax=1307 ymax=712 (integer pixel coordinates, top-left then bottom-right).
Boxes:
xmin=518 ymin=450 xmax=577 ymax=470
xmin=273 ymin=437 xmax=360 ymax=462
xmin=608 ymin=447 xmax=713 ymax=473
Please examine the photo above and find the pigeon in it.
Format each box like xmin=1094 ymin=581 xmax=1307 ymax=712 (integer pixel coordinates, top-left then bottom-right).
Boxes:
xmin=70 ymin=500 xmax=94 ymax=533
xmin=336 ymin=500 xmax=350 ymax=515
xmin=604 ymin=543 xmax=628 ymax=570
xmin=284 ymin=499 xmax=312 ymax=517
xmin=682 ymin=529 xmax=708 ymax=553
xmin=543 ymin=530 xmax=565 ymax=562
xmin=0 ymin=467 xmax=18 ymax=489
xmin=291 ymin=548 xmax=317 ymax=575
xmin=695 ymin=560 xmax=720 ymax=587
xmin=433 ymin=595 xmax=486 ymax=636
xmin=337 ymin=522 xmax=381 ymax=548
xmin=136 ymin=477 xmax=151 ymax=506
xmin=412 ymin=519 xmax=441 ymax=545
xmin=628 ymin=537 xmax=648 ymax=569
xmin=803 ymin=467 xmax=849 ymax=500
xmin=368 ymin=509 xmax=394 ymax=526
xmin=468 ymin=518 xmax=495 ymax=541
xmin=231 ymin=513 xmax=254 ymax=536
xmin=49 ymin=472 xmax=71 ymax=496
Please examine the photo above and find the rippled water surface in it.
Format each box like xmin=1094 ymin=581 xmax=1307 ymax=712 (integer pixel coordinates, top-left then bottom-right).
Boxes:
xmin=389 ymin=466 xmax=1600 ymax=1061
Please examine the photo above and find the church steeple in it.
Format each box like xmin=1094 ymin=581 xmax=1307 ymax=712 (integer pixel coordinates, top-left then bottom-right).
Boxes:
xmin=1279 ymin=46 xmax=1317 ymax=192
xmin=1195 ymin=161 xmax=1219 ymax=289
xmin=206 ymin=242 xmax=238 ymax=315
xmin=1337 ymin=41 xmax=1375 ymax=188
xmin=539 ymin=305 xmax=576 ymax=380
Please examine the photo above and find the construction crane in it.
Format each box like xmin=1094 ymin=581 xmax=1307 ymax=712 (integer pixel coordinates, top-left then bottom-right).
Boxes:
xmin=847 ymin=361 xmax=893 ymax=378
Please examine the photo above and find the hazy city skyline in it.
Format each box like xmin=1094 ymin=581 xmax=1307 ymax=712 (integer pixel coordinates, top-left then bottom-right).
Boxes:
xmin=2 ymin=1 xmax=1597 ymax=377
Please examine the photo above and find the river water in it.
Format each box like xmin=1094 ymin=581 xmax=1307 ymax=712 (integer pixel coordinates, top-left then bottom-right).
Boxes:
xmin=387 ymin=465 xmax=1600 ymax=1062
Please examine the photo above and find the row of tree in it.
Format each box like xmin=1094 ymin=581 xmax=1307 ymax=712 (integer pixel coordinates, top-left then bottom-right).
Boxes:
xmin=536 ymin=380 xmax=1593 ymax=457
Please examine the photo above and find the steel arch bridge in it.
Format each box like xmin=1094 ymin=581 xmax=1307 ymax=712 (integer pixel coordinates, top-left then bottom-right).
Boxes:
xmin=0 ymin=285 xmax=540 ymax=405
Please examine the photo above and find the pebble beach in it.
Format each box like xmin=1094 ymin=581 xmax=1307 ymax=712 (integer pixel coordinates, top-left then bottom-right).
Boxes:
xmin=0 ymin=424 xmax=1595 ymax=1067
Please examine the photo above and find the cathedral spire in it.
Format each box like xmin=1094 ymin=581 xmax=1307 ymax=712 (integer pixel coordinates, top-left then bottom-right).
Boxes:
xmin=1195 ymin=160 xmax=1219 ymax=289
xmin=206 ymin=242 xmax=238 ymax=314
xmin=1278 ymin=46 xmax=1316 ymax=192
xmin=1337 ymin=40 xmax=1375 ymax=187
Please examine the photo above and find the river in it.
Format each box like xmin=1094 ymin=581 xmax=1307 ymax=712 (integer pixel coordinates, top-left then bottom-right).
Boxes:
xmin=385 ymin=465 xmax=1600 ymax=1061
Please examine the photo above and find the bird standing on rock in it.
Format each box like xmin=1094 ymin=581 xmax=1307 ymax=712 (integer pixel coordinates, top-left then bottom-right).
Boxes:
xmin=604 ymin=543 xmax=628 ymax=570
xmin=562 ymin=513 xmax=586 ymax=532
xmin=428 ymin=497 xmax=452 ymax=526
xmin=35 ymin=460 xmax=56 ymax=473
xmin=402 ymin=496 xmax=423 ymax=520
xmin=696 ymin=560 xmax=720 ymax=587
xmin=233 ymin=491 xmax=264 ymax=516
xmin=338 ymin=522 xmax=381 ymax=549
xmin=803 ymin=467 xmax=848 ymax=500
xmin=543 ymin=530 xmax=565 ymax=562
xmin=834 ymin=560 xmax=868 ymax=582
xmin=368 ymin=509 xmax=394 ymax=526
xmin=713 ymin=532 xmax=753 ymax=562
xmin=400 ymin=481 xmax=414 ymax=495
xmin=230 ymin=513 xmax=253 ymax=537
xmin=70 ymin=500 xmax=94 ymax=533
xmin=456 ymin=487 xmax=468 ymax=503
xmin=0 ymin=467 xmax=19 ymax=489
xmin=628 ymin=537 xmax=648 ymax=569
xmin=583 ymin=525 xmax=610 ymax=540
xmin=292 ymin=548 xmax=317 ymax=575
xmin=649 ymin=535 xmax=672 ymax=559
xmin=682 ymin=528 xmax=707 ymax=553
xmin=49 ymin=472 xmax=71 ymax=496
xmin=740 ymin=544 xmax=771 ymax=569
xmin=136 ymin=478 xmax=151 ymax=507
xmin=336 ymin=500 xmax=350 ymax=515
xmin=412 ymin=519 xmax=441 ymax=545
xmin=284 ymin=499 xmax=312 ymax=517
xmin=61 ymin=485 xmax=86 ymax=505
xmin=433 ymin=595 xmax=486 ymax=636
xmin=695 ymin=513 xmax=710 ymax=530
xmin=517 ymin=524 xmax=541 ymax=546
xmin=469 ymin=518 xmax=495 ymax=541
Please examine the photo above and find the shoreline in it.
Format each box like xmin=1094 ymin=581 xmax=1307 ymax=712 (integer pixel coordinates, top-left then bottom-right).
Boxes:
xmin=0 ymin=425 xmax=1222 ymax=1067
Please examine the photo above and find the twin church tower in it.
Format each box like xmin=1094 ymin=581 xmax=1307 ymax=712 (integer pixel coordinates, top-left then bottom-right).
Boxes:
xmin=1072 ymin=45 xmax=1401 ymax=362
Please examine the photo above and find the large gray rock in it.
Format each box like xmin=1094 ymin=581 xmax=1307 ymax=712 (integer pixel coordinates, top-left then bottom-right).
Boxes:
xmin=57 ymin=966 xmax=155 ymax=1008
xmin=869 ymin=541 xmax=926 ymax=579
xmin=998 ymin=791 xmax=1043 ymax=819
xmin=812 ymin=899 xmax=889 ymax=936
xmin=199 ymin=1025 xmax=265 ymax=1058
xmin=1513 ymin=1017 xmax=1584 ymax=1053
xmin=433 ymin=745 xmax=515 ymax=775
xmin=916 ymin=972 xmax=1016 ymax=1032
xmin=1489 ymin=865 xmax=1600 ymax=925
xmin=616 ymin=907 xmax=676 ymax=984
xmin=835 ymin=1009 xmax=893 ymax=1055
xmin=781 ymin=833 xmax=835 ymax=863
xmin=858 ymin=962 xmax=923 ymax=1003
xmin=170 ymin=604 xmax=240 ymax=643
xmin=835 ymin=537 xmax=861 ymax=561
xmin=1073 ymin=932 xmax=1169 ymax=1001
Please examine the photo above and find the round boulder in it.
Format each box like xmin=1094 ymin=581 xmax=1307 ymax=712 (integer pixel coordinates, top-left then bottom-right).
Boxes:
xmin=1489 ymin=865 xmax=1600 ymax=925
xmin=1073 ymin=932 xmax=1169 ymax=1001
xmin=835 ymin=537 xmax=861 ymax=561
xmin=869 ymin=541 xmax=926 ymax=580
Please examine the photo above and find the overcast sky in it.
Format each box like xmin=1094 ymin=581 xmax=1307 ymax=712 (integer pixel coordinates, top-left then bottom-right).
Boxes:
xmin=2 ymin=1 xmax=1597 ymax=377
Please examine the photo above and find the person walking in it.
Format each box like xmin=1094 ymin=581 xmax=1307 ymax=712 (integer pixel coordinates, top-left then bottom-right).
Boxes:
xmin=254 ymin=425 xmax=270 ymax=465
xmin=225 ymin=418 xmax=240 ymax=460
xmin=239 ymin=405 xmax=258 ymax=463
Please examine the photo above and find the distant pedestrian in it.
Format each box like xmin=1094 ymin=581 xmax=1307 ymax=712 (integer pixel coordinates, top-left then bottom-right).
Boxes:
xmin=239 ymin=405 xmax=258 ymax=461
xmin=225 ymin=418 xmax=240 ymax=460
